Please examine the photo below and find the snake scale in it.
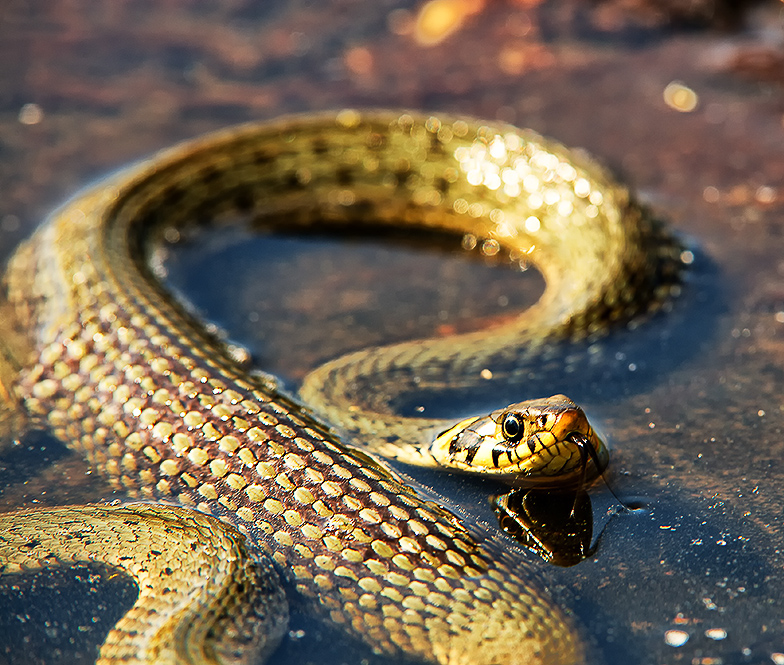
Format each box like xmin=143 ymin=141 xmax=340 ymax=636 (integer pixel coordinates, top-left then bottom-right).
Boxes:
xmin=0 ymin=110 xmax=684 ymax=664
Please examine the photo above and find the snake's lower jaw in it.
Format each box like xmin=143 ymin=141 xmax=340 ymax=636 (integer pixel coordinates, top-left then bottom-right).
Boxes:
xmin=503 ymin=432 xmax=609 ymax=487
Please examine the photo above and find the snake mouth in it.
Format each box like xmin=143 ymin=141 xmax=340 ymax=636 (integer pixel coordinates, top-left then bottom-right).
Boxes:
xmin=509 ymin=430 xmax=607 ymax=484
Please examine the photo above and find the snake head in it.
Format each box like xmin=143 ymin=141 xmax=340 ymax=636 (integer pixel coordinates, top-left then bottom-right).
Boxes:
xmin=429 ymin=394 xmax=608 ymax=486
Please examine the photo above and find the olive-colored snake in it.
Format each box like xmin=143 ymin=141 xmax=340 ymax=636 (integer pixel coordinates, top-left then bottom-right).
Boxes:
xmin=0 ymin=110 xmax=684 ymax=664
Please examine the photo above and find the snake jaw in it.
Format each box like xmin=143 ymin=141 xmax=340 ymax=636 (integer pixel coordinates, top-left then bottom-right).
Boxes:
xmin=515 ymin=399 xmax=609 ymax=484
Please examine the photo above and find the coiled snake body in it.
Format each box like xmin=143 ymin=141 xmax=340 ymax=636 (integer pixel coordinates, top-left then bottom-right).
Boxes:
xmin=0 ymin=111 xmax=684 ymax=664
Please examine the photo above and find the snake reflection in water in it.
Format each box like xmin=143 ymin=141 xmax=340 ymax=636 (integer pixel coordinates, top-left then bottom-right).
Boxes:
xmin=0 ymin=110 xmax=685 ymax=665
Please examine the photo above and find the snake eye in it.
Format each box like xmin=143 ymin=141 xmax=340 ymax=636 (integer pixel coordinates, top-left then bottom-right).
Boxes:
xmin=501 ymin=413 xmax=523 ymax=442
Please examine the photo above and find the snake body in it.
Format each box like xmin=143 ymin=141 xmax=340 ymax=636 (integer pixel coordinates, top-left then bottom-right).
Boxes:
xmin=0 ymin=504 xmax=287 ymax=664
xmin=0 ymin=111 xmax=684 ymax=664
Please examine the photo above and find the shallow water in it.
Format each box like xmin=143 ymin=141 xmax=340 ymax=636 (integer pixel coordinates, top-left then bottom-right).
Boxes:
xmin=2 ymin=1 xmax=784 ymax=663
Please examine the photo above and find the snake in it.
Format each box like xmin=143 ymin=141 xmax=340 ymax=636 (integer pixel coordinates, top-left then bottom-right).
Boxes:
xmin=0 ymin=110 xmax=685 ymax=664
